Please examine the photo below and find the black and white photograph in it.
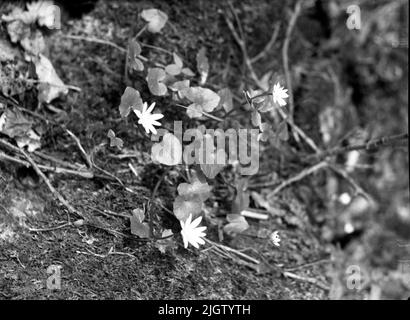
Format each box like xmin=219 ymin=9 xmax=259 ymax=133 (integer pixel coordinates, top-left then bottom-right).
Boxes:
xmin=0 ymin=0 xmax=409 ymax=305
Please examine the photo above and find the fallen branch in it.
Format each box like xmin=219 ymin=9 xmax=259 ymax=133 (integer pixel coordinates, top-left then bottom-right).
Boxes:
xmin=249 ymin=160 xmax=327 ymax=196
xmin=0 ymin=150 xmax=94 ymax=178
xmin=283 ymin=271 xmax=329 ymax=291
xmin=328 ymin=164 xmax=373 ymax=202
xmin=17 ymin=146 xmax=81 ymax=218
xmin=65 ymin=129 xmax=93 ymax=169
xmin=314 ymin=133 xmax=408 ymax=160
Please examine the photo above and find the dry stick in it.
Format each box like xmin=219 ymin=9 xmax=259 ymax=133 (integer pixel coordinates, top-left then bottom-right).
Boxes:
xmin=28 ymin=222 xmax=71 ymax=232
xmin=252 ymin=161 xmax=328 ymax=198
xmin=328 ymin=164 xmax=373 ymax=202
xmin=250 ymin=22 xmax=281 ymax=63
xmin=34 ymin=150 xmax=84 ymax=170
xmin=65 ymin=129 xmax=93 ymax=169
xmin=0 ymin=143 xmax=84 ymax=217
xmin=283 ymin=271 xmax=329 ymax=291
xmin=0 ymin=151 xmax=93 ymax=178
xmin=205 ymin=238 xmax=260 ymax=265
xmin=25 ymin=79 xmax=81 ymax=92
xmin=18 ymin=147 xmax=81 ymax=218
xmin=282 ymin=0 xmax=302 ymax=133
xmin=174 ymin=104 xmax=224 ymax=122
xmin=224 ymin=13 xmax=265 ymax=90
xmin=63 ymin=34 xmax=127 ymax=53
xmin=315 ymin=133 xmax=409 ymax=160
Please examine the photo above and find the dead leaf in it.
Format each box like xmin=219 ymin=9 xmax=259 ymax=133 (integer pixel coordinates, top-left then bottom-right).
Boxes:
xmin=0 ymin=108 xmax=32 ymax=138
xmin=34 ymin=54 xmax=68 ymax=103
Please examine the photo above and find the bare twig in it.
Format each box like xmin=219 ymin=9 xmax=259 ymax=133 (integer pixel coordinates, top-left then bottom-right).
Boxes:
xmin=205 ymin=238 xmax=260 ymax=266
xmin=174 ymin=103 xmax=224 ymax=122
xmin=224 ymin=12 xmax=265 ymax=89
xmin=76 ymin=246 xmax=136 ymax=260
xmin=250 ymin=22 xmax=281 ymax=63
xmin=0 ymin=150 xmax=93 ymax=178
xmin=17 ymin=146 xmax=81 ymax=217
xmin=314 ymin=133 xmax=408 ymax=160
xmin=250 ymin=161 xmax=327 ymax=198
xmin=282 ymin=0 xmax=302 ymax=127
xmin=34 ymin=150 xmax=84 ymax=170
xmin=328 ymin=164 xmax=373 ymax=202
xmin=63 ymin=34 xmax=127 ymax=53
xmin=25 ymin=79 xmax=81 ymax=92
xmin=65 ymin=129 xmax=93 ymax=169
xmin=28 ymin=222 xmax=71 ymax=232
xmin=283 ymin=271 xmax=329 ymax=291
xmin=128 ymin=162 xmax=139 ymax=178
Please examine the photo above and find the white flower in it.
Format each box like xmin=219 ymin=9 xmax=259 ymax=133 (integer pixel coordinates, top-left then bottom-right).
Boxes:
xmin=180 ymin=214 xmax=207 ymax=249
xmin=272 ymin=83 xmax=289 ymax=107
xmin=270 ymin=231 xmax=281 ymax=247
xmin=133 ymin=102 xmax=164 ymax=135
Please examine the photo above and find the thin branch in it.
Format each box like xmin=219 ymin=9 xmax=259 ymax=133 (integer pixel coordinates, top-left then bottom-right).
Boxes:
xmin=63 ymin=34 xmax=127 ymax=53
xmin=250 ymin=22 xmax=281 ymax=63
xmin=253 ymin=161 xmax=328 ymax=198
xmin=224 ymin=13 xmax=265 ymax=89
xmin=28 ymin=222 xmax=71 ymax=232
xmin=0 ymin=151 xmax=94 ymax=178
xmin=315 ymin=133 xmax=408 ymax=160
xmin=329 ymin=164 xmax=373 ymax=202
xmin=65 ymin=129 xmax=93 ymax=169
xmin=18 ymin=146 xmax=81 ymax=218
xmin=282 ymin=0 xmax=302 ymax=126
xmin=174 ymin=104 xmax=224 ymax=122
xmin=283 ymin=271 xmax=329 ymax=291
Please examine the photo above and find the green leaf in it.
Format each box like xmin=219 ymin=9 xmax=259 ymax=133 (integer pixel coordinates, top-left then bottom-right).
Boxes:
xmin=173 ymin=195 xmax=202 ymax=221
xmin=130 ymin=218 xmax=150 ymax=238
xmin=107 ymin=129 xmax=124 ymax=149
xmin=177 ymin=178 xmax=211 ymax=202
xmin=119 ymin=87 xmax=143 ymax=118
xmin=185 ymin=86 xmax=220 ymax=116
xmin=223 ymin=214 xmax=249 ymax=236
xmin=141 ymin=8 xmax=168 ymax=33
xmin=217 ymin=88 xmax=233 ymax=113
xmin=277 ymin=121 xmax=289 ymax=141
xmin=251 ymin=109 xmax=261 ymax=127
xmin=146 ymin=68 xmax=168 ymax=96
xmin=231 ymin=178 xmax=249 ymax=213
xmin=128 ymin=39 xmax=144 ymax=72
xmin=258 ymin=122 xmax=274 ymax=142
xmin=168 ymin=80 xmax=190 ymax=99
xmin=181 ymin=67 xmax=195 ymax=77
xmin=151 ymin=132 xmax=182 ymax=166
